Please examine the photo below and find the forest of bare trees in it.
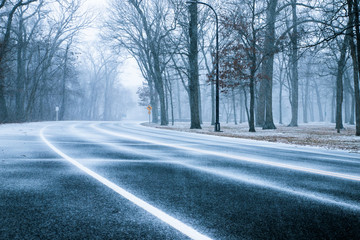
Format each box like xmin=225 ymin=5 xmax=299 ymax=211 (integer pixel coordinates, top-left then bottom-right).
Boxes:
xmin=1 ymin=0 xmax=360 ymax=136
xmin=105 ymin=0 xmax=360 ymax=136
xmin=0 ymin=0 xmax=132 ymax=123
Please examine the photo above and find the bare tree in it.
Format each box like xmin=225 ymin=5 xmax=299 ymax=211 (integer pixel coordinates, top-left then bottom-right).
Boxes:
xmin=188 ymin=1 xmax=201 ymax=129
xmin=0 ymin=0 xmax=36 ymax=122
xmin=105 ymin=0 xmax=180 ymax=125
xmin=348 ymin=0 xmax=360 ymax=135
xmin=258 ymin=0 xmax=277 ymax=129
xmin=288 ymin=0 xmax=299 ymax=126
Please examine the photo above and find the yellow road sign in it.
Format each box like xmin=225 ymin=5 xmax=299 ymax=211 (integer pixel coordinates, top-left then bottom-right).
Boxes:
xmin=147 ymin=105 xmax=152 ymax=111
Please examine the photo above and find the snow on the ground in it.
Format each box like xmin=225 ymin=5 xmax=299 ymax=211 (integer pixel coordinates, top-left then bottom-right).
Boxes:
xmin=1 ymin=121 xmax=358 ymax=153
xmin=0 ymin=122 xmax=44 ymax=135
xmin=145 ymin=122 xmax=360 ymax=153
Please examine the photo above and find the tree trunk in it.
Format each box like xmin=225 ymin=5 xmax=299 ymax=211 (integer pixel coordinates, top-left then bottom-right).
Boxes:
xmin=249 ymin=15 xmax=257 ymax=132
xmin=232 ymin=88 xmax=237 ymax=125
xmin=289 ymin=0 xmax=299 ymax=127
xmin=198 ymin=81 xmax=203 ymax=124
xmin=262 ymin=0 xmax=277 ymax=129
xmin=350 ymin=94 xmax=355 ymax=125
xmin=349 ymin=0 xmax=360 ymax=135
xmin=335 ymin=31 xmax=349 ymax=132
xmin=60 ymin=44 xmax=70 ymax=121
xmin=256 ymin=81 xmax=265 ymax=126
xmin=344 ymin=74 xmax=351 ymax=123
xmin=153 ymin=59 xmax=168 ymax=125
xmin=331 ymin=86 xmax=336 ymax=123
xmin=0 ymin=79 xmax=8 ymax=123
xmin=149 ymin=79 xmax=158 ymax=123
xmin=211 ymin=74 xmax=215 ymax=125
xmin=303 ymin=77 xmax=309 ymax=123
xmin=165 ymin=72 xmax=172 ymax=125
xmin=347 ymin=10 xmax=356 ymax=126
xmin=243 ymin=88 xmax=250 ymax=125
xmin=249 ymin=68 xmax=256 ymax=132
xmin=167 ymin=76 xmax=174 ymax=126
xmin=239 ymin=92 xmax=243 ymax=123
xmin=188 ymin=2 xmax=201 ymax=129
xmin=279 ymin=74 xmax=283 ymax=124
xmin=176 ymin=79 xmax=182 ymax=121
xmin=154 ymin=91 xmax=160 ymax=123
xmin=165 ymin=78 xmax=169 ymax=124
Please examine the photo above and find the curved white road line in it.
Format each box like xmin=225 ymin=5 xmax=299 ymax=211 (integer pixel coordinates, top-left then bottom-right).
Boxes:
xmin=131 ymin=122 xmax=360 ymax=162
xmin=69 ymin=123 xmax=360 ymax=211
xmin=40 ymin=126 xmax=212 ymax=240
xmin=83 ymin=123 xmax=360 ymax=211
xmin=92 ymin=123 xmax=360 ymax=182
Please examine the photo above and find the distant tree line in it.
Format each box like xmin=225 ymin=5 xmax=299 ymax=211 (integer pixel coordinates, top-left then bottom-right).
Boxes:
xmin=0 ymin=0 xmax=132 ymax=123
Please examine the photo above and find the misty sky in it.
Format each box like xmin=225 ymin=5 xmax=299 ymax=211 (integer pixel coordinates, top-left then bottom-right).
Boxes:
xmin=81 ymin=0 xmax=146 ymax=120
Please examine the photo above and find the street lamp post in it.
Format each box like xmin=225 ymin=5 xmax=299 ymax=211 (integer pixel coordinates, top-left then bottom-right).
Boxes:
xmin=186 ymin=0 xmax=220 ymax=132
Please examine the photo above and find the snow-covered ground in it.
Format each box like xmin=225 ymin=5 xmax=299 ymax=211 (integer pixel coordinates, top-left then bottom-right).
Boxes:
xmin=1 ymin=121 xmax=358 ymax=153
xmin=144 ymin=122 xmax=360 ymax=153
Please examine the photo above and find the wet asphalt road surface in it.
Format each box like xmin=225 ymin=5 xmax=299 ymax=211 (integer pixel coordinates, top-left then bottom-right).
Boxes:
xmin=1 ymin=121 xmax=360 ymax=239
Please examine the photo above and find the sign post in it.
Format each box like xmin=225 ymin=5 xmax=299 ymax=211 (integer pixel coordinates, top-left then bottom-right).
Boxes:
xmin=55 ymin=106 xmax=59 ymax=121
xmin=146 ymin=105 xmax=152 ymax=124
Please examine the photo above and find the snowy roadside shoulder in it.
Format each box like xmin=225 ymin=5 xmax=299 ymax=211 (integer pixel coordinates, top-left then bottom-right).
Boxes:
xmin=142 ymin=122 xmax=360 ymax=153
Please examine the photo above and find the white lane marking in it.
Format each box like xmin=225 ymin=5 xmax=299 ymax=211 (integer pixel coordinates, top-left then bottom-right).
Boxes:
xmin=40 ymin=126 xmax=212 ymax=240
xmin=92 ymin=124 xmax=360 ymax=182
xmin=74 ymin=124 xmax=360 ymax=211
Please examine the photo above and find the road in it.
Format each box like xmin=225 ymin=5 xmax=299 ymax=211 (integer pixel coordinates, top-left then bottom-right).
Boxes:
xmin=1 ymin=121 xmax=360 ymax=239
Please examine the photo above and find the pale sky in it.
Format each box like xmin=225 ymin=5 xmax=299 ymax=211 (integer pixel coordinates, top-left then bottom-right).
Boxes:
xmin=81 ymin=0 xmax=144 ymax=88
xmin=81 ymin=0 xmax=146 ymax=120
